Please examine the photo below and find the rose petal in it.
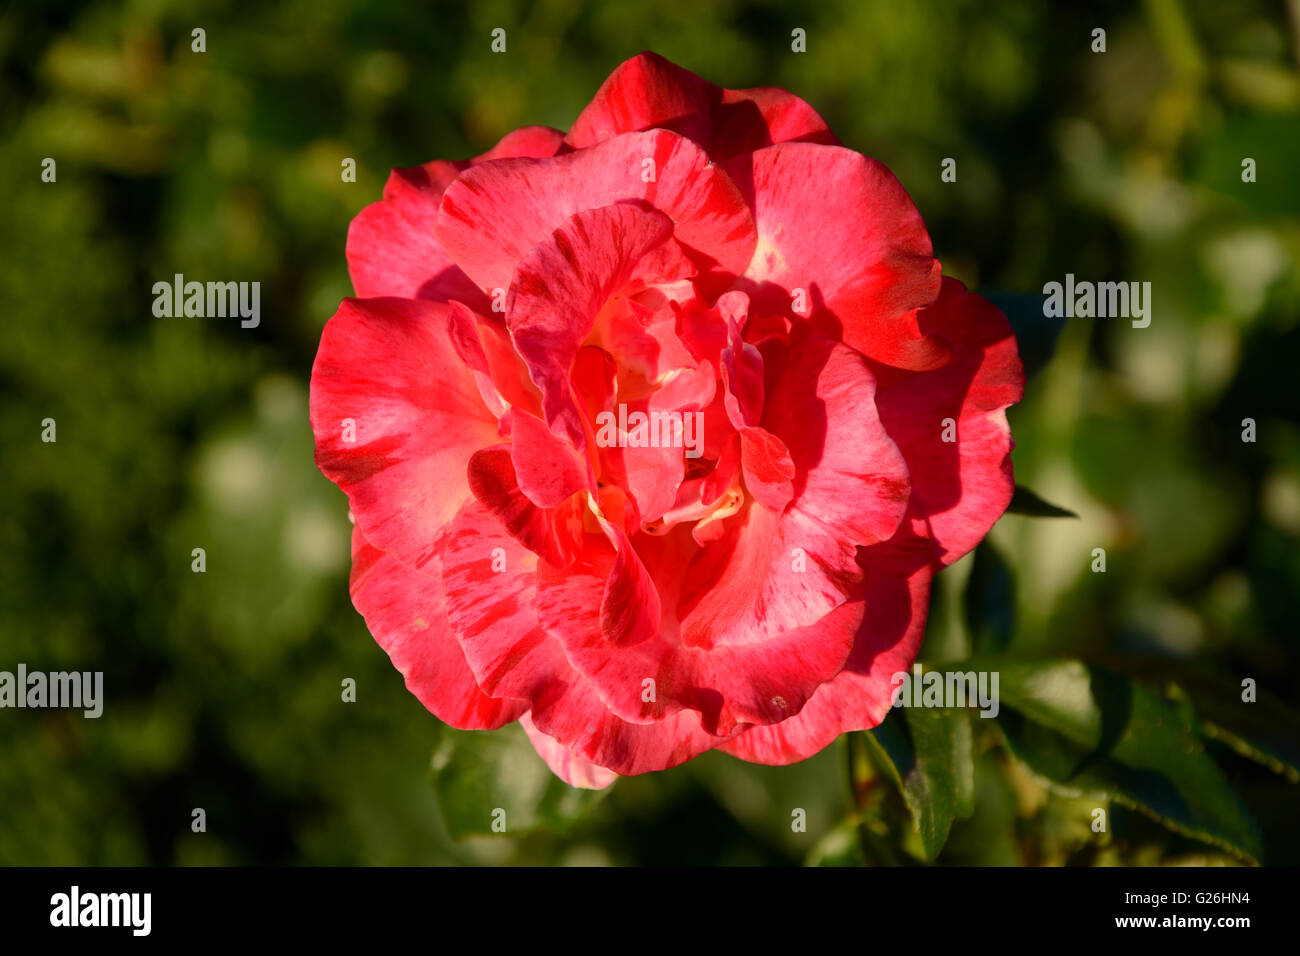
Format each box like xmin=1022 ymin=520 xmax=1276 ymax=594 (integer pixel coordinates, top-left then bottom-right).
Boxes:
xmin=724 ymin=143 xmax=947 ymax=371
xmin=737 ymin=426 xmax=795 ymax=511
xmin=349 ymin=525 xmax=526 ymax=729
xmin=720 ymin=318 xmax=765 ymax=428
xmin=720 ymin=555 xmax=933 ymax=764
xmin=873 ymin=278 xmax=1025 ymax=566
xmin=506 ymin=203 xmax=680 ymax=454
xmin=519 ymin=714 xmax=619 ymax=790
xmin=310 ymin=297 xmax=501 ymax=571
xmin=466 ymin=446 xmax=584 ymax=568
xmin=678 ymin=504 xmax=858 ymax=649
xmin=436 ymin=128 xmax=756 ymax=295
xmin=528 ymin=674 xmax=729 ymax=777
xmin=765 ymin=333 xmax=912 ymax=546
xmin=593 ymin=507 xmax=663 ymax=648
xmin=506 ymin=408 xmax=591 ymax=509
xmin=539 ymin=522 xmax=860 ymax=735
xmin=347 ymin=126 xmax=564 ymax=303
xmin=440 ymin=498 xmax=725 ymax=776
xmin=567 ymin=51 xmax=838 ymax=160
xmin=440 ymin=498 xmax=573 ymax=701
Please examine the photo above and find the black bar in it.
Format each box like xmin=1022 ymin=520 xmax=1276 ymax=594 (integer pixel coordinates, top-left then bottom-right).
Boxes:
xmin=0 ymin=865 xmax=1282 ymax=942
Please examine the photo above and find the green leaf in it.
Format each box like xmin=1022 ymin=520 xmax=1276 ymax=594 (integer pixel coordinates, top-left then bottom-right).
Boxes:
xmin=429 ymin=723 xmax=608 ymax=840
xmin=984 ymin=659 xmax=1263 ymax=862
xmin=866 ymin=705 xmax=975 ymax=861
xmin=964 ymin=540 xmax=1016 ymax=654
xmin=1006 ymin=485 xmax=1078 ymax=518
xmin=980 ymin=289 xmax=1066 ymax=379
xmin=938 ymin=753 xmax=1024 ymax=865
xmin=1100 ymin=659 xmax=1300 ymax=783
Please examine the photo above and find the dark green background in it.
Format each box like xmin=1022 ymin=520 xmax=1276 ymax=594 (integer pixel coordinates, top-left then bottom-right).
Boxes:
xmin=2 ymin=0 xmax=1297 ymax=865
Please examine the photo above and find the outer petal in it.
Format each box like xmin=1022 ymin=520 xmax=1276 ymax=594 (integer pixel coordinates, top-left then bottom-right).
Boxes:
xmin=310 ymin=297 xmax=500 ymax=571
xmin=538 ymin=525 xmax=862 ymax=735
xmin=435 ymin=128 xmax=756 ymax=295
xmin=440 ymin=498 xmax=725 ymax=776
xmin=346 ymin=126 xmax=565 ymax=303
xmin=476 ymin=125 xmax=570 ymax=162
xmin=719 ymin=555 xmax=932 ymax=764
xmin=724 ymin=143 xmax=946 ymax=371
xmin=519 ymin=714 xmax=618 ymax=789
xmin=566 ymin=51 xmax=838 ymax=160
xmin=873 ymin=277 xmax=1025 ymax=567
xmin=440 ymin=498 xmax=574 ymax=702
xmin=349 ymin=525 xmax=526 ymax=730
xmin=528 ymin=669 xmax=730 ymax=776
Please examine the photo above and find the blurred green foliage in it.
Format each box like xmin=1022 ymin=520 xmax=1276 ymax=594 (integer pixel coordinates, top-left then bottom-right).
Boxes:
xmin=1 ymin=0 xmax=1297 ymax=865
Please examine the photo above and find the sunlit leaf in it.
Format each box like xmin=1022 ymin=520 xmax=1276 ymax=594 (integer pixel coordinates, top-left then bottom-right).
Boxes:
xmin=866 ymin=706 xmax=974 ymax=861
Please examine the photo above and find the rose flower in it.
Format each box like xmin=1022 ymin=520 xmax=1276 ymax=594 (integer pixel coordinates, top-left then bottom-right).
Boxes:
xmin=311 ymin=53 xmax=1024 ymax=787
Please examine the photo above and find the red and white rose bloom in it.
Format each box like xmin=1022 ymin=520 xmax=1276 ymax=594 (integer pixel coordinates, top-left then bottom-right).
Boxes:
xmin=310 ymin=52 xmax=1024 ymax=788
